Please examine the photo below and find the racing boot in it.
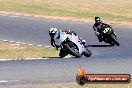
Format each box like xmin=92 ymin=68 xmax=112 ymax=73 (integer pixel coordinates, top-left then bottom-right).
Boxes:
xmin=98 ymin=35 xmax=103 ymax=42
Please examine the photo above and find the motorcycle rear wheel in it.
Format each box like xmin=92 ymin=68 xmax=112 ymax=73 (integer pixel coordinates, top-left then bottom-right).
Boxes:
xmin=59 ymin=48 xmax=68 ymax=58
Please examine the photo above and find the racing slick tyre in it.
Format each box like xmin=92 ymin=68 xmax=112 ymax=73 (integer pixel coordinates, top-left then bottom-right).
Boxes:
xmin=111 ymin=34 xmax=120 ymax=46
xmin=83 ymin=49 xmax=92 ymax=57
xmin=76 ymin=75 xmax=86 ymax=85
xmin=65 ymin=42 xmax=81 ymax=58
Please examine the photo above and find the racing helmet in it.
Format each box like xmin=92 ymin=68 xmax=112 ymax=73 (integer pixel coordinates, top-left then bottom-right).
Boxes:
xmin=49 ymin=28 xmax=58 ymax=37
xmin=95 ymin=16 xmax=101 ymax=23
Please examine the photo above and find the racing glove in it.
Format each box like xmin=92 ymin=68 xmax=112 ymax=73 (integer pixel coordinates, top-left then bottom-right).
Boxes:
xmin=95 ymin=31 xmax=100 ymax=36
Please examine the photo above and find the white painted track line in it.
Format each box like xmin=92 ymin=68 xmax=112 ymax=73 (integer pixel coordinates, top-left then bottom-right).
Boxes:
xmin=28 ymin=44 xmax=33 ymax=46
xmin=0 ymin=80 xmax=8 ymax=83
xmin=2 ymin=40 xmax=8 ymax=42
xmin=0 ymin=80 xmax=19 ymax=83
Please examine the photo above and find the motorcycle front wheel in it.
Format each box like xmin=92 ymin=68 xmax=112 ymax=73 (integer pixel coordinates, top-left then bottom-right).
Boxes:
xmin=65 ymin=42 xmax=81 ymax=58
xmin=83 ymin=49 xmax=92 ymax=57
xmin=111 ymin=34 xmax=120 ymax=46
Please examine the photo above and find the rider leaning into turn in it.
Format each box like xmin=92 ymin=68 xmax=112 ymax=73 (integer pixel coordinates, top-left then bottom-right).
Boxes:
xmin=49 ymin=28 xmax=58 ymax=48
xmin=93 ymin=16 xmax=113 ymax=42
xmin=49 ymin=28 xmax=85 ymax=48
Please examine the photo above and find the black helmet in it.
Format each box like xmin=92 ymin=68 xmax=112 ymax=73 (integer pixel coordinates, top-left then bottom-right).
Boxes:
xmin=95 ymin=16 xmax=101 ymax=23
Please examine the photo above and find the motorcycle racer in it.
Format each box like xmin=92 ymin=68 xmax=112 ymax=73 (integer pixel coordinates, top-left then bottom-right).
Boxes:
xmin=49 ymin=28 xmax=92 ymax=58
xmin=93 ymin=16 xmax=113 ymax=42
xmin=49 ymin=28 xmax=85 ymax=49
xmin=49 ymin=28 xmax=58 ymax=48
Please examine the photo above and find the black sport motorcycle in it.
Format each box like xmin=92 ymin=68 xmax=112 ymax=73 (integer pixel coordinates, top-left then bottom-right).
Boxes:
xmin=100 ymin=25 xmax=120 ymax=46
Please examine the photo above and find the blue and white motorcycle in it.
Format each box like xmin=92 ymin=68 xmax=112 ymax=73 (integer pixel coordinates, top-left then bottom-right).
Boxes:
xmin=54 ymin=30 xmax=92 ymax=58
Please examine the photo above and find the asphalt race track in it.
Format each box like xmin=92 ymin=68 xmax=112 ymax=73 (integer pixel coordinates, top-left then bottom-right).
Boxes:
xmin=0 ymin=14 xmax=132 ymax=85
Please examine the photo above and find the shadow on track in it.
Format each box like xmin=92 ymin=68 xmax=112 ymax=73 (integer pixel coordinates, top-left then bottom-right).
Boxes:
xmin=85 ymin=44 xmax=112 ymax=47
xmin=43 ymin=56 xmax=61 ymax=58
xmin=43 ymin=56 xmax=77 ymax=59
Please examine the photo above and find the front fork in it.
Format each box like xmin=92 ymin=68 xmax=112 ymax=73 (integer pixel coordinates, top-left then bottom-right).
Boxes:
xmin=113 ymin=31 xmax=117 ymax=37
xmin=112 ymin=32 xmax=118 ymax=40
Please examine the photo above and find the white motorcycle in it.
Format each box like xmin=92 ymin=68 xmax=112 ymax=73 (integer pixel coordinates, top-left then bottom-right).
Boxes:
xmin=54 ymin=30 xmax=92 ymax=58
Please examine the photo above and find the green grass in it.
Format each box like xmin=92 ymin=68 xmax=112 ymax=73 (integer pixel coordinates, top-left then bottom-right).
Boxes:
xmin=0 ymin=41 xmax=59 ymax=59
xmin=0 ymin=0 xmax=132 ymax=21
